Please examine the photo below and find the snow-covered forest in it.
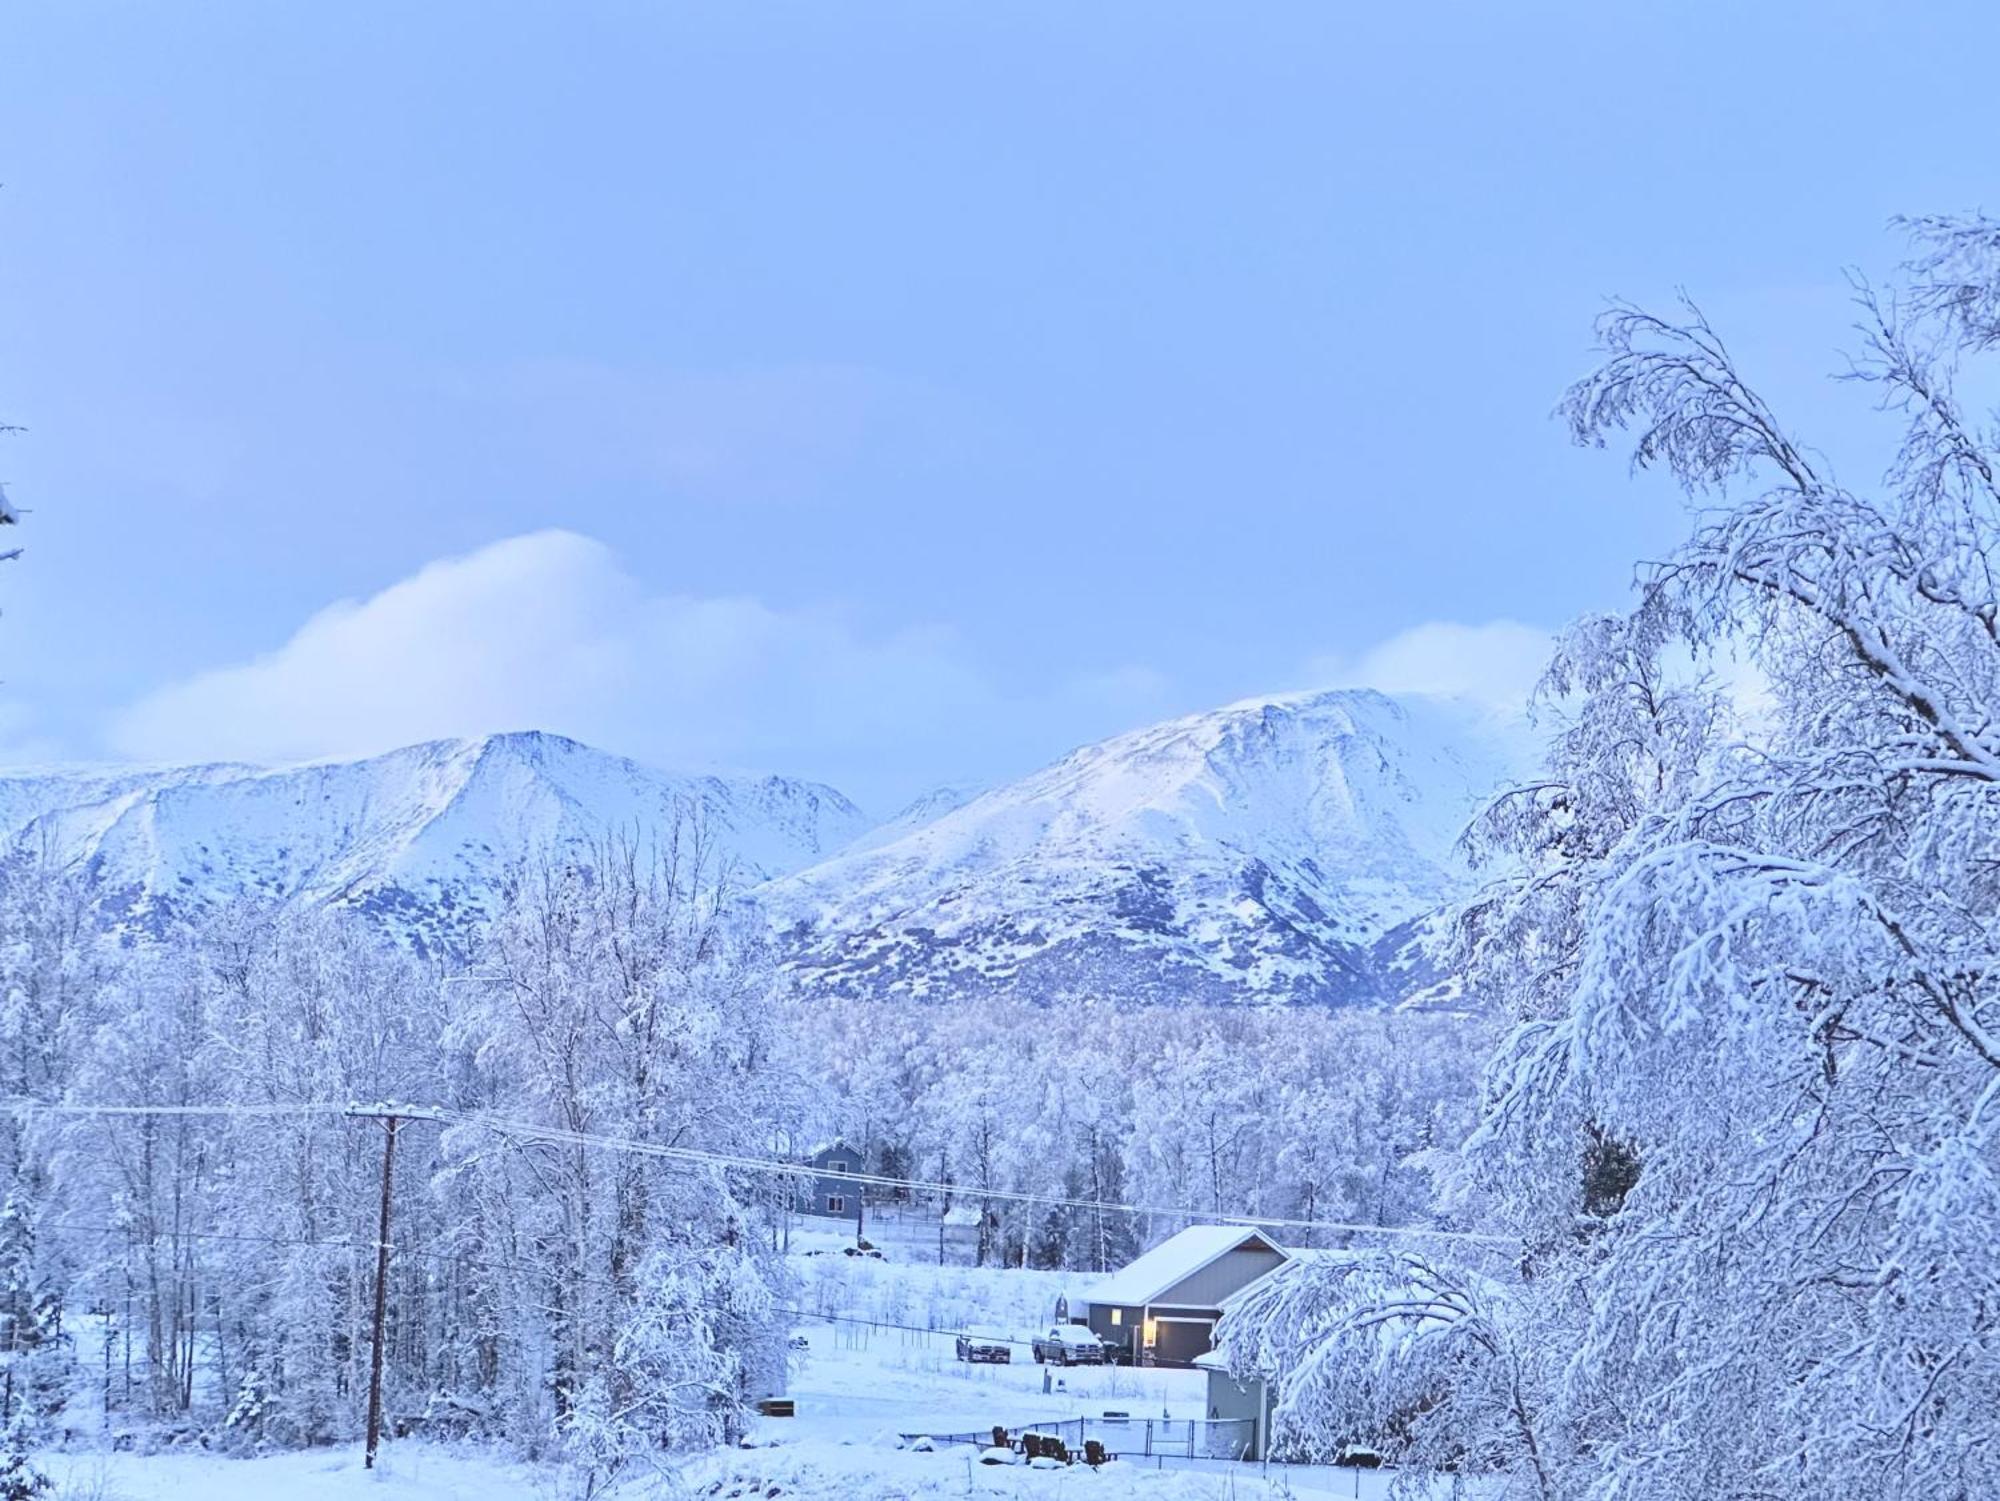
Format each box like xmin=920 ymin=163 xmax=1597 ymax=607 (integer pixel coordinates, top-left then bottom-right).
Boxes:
xmin=0 ymin=834 xmax=1483 ymax=1477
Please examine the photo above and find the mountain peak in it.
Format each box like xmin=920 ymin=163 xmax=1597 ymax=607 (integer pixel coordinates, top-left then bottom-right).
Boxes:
xmin=0 ymin=734 xmax=871 ymax=956
xmin=767 ymin=688 xmax=1535 ymax=1008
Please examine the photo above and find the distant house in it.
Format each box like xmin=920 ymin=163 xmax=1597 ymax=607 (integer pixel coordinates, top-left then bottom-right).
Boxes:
xmin=1082 ymin=1225 xmax=1289 ymax=1366
xmin=798 ymin=1140 xmax=862 ymax=1219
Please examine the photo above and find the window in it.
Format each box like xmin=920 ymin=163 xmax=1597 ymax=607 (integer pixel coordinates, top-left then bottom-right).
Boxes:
xmin=827 ymin=1196 xmax=845 ymax=1213
xmin=1110 ymin=1309 xmax=1122 ymax=1326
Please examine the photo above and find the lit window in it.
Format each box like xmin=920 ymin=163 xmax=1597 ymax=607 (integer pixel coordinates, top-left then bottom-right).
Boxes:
xmin=1110 ymin=1309 xmax=1122 ymax=1326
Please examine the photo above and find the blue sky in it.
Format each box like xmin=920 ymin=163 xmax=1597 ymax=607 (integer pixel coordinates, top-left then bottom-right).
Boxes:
xmin=1 ymin=2 xmax=1992 ymax=808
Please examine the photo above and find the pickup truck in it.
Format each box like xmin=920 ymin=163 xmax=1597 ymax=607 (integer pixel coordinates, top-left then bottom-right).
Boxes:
xmin=1030 ymin=1323 xmax=1106 ymax=1365
xmin=954 ymin=1328 xmax=1013 ymax=1364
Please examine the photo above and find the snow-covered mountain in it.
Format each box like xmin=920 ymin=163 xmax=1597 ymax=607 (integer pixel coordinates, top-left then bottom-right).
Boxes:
xmin=837 ymin=783 xmax=985 ymax=855
xmin=0 ymin=732 xmax=868 ymax=955
xmin=766 ymin=689 xmax=1536 ymax=1007
xmin=0 ymin=691 xmax=1536 ymax=1002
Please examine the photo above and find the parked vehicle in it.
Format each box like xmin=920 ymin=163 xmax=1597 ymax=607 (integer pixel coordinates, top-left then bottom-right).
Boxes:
xmin=1031 ymin=1323 xmax=1106 ymax=1364
xmin=954 ymin=1328 xmax=1013 ymax=1364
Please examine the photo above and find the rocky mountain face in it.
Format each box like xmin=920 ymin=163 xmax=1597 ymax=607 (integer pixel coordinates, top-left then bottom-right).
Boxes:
xmin=0 ymin=731 xmax=868 ymax=956
xmin=764 ymin=689 xmax=1532 ymax=1008
xmin=0 ymin=691 xmax=1534 ymax=1002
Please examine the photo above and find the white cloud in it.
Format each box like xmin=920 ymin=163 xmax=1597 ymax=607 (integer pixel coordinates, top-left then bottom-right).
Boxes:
xmin=107 ymin=530 xmax=1169 ymax=808
xmin=1307 ymin=619 xmax=1555 ymax=713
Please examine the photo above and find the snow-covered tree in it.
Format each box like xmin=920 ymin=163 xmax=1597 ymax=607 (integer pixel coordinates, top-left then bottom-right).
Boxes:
xmin=1262 ymin=216 xmax=2000 ymax=1501
xmin=437 ymin=828 xmax=793 ymax=1468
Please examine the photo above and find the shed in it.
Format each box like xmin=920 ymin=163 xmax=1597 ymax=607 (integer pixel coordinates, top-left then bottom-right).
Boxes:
xmin=1082 ymin=1225 xmax=1288 ymax=1366
xmin=1193 ymin=1349 xmax=1273 ymax=1460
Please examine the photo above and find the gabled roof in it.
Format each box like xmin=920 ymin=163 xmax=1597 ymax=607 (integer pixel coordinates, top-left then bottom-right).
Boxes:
xmin=1087 ymin=1225 xmax=1288 ymax=1308
xmin=1215 ymin=1248 xmax=1370 ymax=1311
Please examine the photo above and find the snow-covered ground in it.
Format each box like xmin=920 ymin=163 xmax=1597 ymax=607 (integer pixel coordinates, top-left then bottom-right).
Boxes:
xmin=38 ymin=1444 xmax=542 ymax=1501
xmin=781 ymin=1313 xmax=1207 ymax=1441
xmin=39 ymin=1441 xmax=1409 ymax=1501
xmin=684 ymin=1443 xmax=1408 ymax=1500
xmin=791 ymin=1228 xmax=1084 ymax=1329
xmin=37 ymin=1326 xmax=1407 ymax=1501
xmin=36 ymin=1282 xmax=1428 ymax=1500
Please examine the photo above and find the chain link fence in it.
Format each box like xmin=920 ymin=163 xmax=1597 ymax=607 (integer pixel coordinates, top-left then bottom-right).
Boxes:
xmin=905 ymin=1414 xmax=1255 ymax=1462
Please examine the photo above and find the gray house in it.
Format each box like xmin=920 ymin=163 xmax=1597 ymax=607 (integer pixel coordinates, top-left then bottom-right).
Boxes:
xmin=1082 ymin=1225 xmax=1289 ymax=1366
xmin=798 ymin=1139 xmax=863 ymax=1219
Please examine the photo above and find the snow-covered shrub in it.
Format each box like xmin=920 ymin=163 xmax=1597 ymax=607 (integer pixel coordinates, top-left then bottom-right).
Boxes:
xmin=0 ymin=1415 xmax=49 ymax=1501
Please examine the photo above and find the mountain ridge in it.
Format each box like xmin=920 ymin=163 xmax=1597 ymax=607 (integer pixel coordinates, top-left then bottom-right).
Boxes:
xmin=764 ymin=687 xmax=1534 ymax=1007
xmin=0 ymin=694 xmax=1537 ymax=1002
xmin=0 ymin=730 xmax=869 ymax=955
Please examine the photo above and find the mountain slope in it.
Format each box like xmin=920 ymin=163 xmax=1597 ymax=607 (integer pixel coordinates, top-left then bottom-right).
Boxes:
xmin=0 ymin=732 xmax=869 ymax=955
xmin=766 ymin=689 xmax=1533 ymax=1007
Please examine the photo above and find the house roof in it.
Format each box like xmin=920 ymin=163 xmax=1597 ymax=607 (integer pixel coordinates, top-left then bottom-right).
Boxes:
xmin=1086 ymin=1225 xmax=1288 ymax=1309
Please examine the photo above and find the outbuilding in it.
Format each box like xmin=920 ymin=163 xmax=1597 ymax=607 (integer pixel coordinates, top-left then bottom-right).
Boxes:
xmin=1082 ymin=1225 xmax=1288 ymax=1366
xmin=1193 ymin=1349 xmax=1274 ymax=1460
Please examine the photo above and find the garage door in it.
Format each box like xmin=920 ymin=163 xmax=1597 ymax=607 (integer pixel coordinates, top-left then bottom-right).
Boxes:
xmin=1152 ymin=1317 xmax=1216 ymax=1366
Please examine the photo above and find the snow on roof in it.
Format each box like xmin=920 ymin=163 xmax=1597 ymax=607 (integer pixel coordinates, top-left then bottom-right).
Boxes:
xmin=1086 ymin=1225 xmax=1288 ymax=1309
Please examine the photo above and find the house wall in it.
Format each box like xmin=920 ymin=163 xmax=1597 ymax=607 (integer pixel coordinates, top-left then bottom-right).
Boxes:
xmin=1083 ymin=1303 xmax=1224 ymax=1364
xmin=1152 ymin=1243 xmax=1285 ymax=1308
xmin=801 ymin=1148 xmax=860 ymax=1218
xmin=1084 ymin=1303 xmax=1139 ymax=1358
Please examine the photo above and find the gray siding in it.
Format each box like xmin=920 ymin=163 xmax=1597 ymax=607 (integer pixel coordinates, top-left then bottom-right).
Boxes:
xmin=1203 ymin=1370 xmax=1268 ymax=1459
xmin=1152 ymin=1243 xmax=1284 ymax=1308
xmin=801 ymin=1145 xmax=860 ymax=1217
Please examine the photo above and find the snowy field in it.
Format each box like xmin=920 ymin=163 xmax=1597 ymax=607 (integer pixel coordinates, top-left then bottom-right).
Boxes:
xmin=26 ymin=1240 xmax=1443 ymax=1500
xmin=39 ymin=1442 xmax=1413 ymax=1501
xmin=791 ymin=1238 xmax=1084 ymax=1334
xmin=32 ymin=1312 xmax=1430 ymax=1501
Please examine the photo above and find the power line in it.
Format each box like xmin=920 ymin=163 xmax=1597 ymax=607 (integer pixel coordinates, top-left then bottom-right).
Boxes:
xmin=21 ymin=1098 xmax=1515 ymax=1248
xmin=36 ymin=1101 xmax=354 ymax=1119
xmin=444 ymin=1107 xmax=1516 ymax=1247
xmin=41 ymin=1218 xmax=1051 ymax=1351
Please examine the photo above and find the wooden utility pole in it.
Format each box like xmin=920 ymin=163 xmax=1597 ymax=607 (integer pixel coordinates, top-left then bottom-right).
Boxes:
xmin=364 ymin=1113 xmax=400 ymax=1470
xmin=346 ymin=1103 xmax=443 ymax=1471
